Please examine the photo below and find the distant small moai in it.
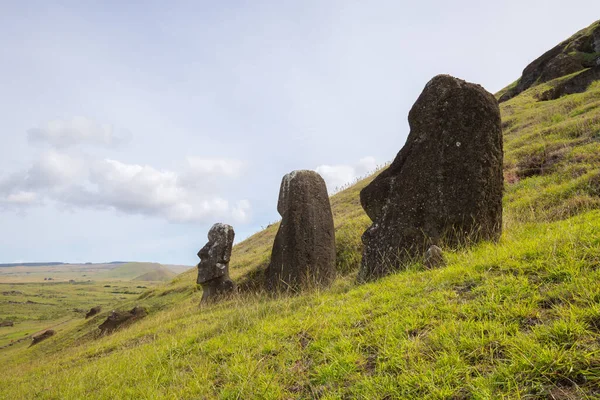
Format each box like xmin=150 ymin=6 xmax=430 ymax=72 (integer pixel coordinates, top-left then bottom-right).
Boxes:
xmin=359 ymin=74 xmax=503 ymax=282
xmin=197 ymin=223 xmax=236 ymax=302
xmin=266 ymin=170 xmax=336 ymax=291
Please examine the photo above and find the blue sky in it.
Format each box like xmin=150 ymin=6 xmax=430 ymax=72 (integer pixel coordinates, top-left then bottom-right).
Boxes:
xmin=1 ymin=1 xmax=598 ymax=265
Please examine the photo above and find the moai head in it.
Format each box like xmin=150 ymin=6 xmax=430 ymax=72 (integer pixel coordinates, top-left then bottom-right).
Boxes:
xmin=196 ymin=223 xmax=235 ymax=284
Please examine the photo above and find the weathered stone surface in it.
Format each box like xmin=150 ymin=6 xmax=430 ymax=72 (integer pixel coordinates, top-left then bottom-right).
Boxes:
xmin=424 ymin=245 xmax=446 ymax=269
xmin=196 ymin=223 xmax=235 ymax=302
xmin=266 ymin=170 xmax=336 ymax=291
xmin=85 ymin=306 xmax=102 ymax=319
xmin=359 ymin=74 xmax=503 ymax=282
xmin=499 ymin=20 xmax=600 ymax=102
xmin=30 ymin=330 xmax=55 ymax=346
xmin=538 ymin=66 xmax=600 ymax=101
xmin=98 ymin=306 xmax=147 ymax=332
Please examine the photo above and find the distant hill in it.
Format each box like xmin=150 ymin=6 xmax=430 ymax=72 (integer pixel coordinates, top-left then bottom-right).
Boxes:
xmin=97 ymin=262 xmax=171 ymax=281
xmin=0 ymin=262 xmax=67 ymax=267
xmin=133 ymin=268 xmax=176 ymax=282
xmin=0 ymin=261 xmax=128 ymax=268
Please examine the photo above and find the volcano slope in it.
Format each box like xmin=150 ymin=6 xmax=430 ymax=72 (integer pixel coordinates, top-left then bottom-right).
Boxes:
xmin=3 ymin=42 xmax=600 ymax=400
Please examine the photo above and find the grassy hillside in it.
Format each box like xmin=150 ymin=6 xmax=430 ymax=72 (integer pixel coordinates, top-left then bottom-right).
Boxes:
xmin=0 ymin=262 xmax=189 ymax=283
xmin=0 ymin=281 xmax=150 ymax=348
xmin=133 ymin=268 xmax=176 ymax=282
xmin=2 ymin=77 xmax=600 ymax=398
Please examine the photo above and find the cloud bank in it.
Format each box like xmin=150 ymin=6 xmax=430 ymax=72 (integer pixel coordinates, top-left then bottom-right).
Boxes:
xmin=27 ymin=117 xmax=131 ymax=148
xmin=315 ymin=157 xmax=379 ymax=193
xmin=2 ymin=119 xmax=250 ymax=224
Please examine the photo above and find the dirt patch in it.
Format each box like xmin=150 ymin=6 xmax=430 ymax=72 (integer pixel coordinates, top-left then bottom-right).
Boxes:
xmin=517 ymin=148 xmax=566 ymax=179
xmin=520 ymin=316 xmax=542 ymax=331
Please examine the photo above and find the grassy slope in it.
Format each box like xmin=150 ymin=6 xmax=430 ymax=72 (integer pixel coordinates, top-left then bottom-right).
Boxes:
xmin=0 ymin=281 xmax=150 ymax=348
xmin=1 ymin=79 xmax=600 ymax=398
xmin=133 ymin=269 xmax=176 ymax=282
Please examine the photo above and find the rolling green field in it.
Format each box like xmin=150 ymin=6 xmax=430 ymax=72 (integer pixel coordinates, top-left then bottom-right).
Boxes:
xmin=2 ymin=59 xmax=600 ymax=400
xmin=0 ymin=281 xmax=161 ymax=349
xmin=0 ymin=262 xmax=186 ymax=350
xmin=0 ymin=262 xmax=186 ymax=283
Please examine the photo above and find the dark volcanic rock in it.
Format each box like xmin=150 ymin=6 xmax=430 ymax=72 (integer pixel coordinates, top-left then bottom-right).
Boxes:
xmin=30 ymin=330 xmax=55 ymax=346
xmin=359 ymin=75 xmax=503 ymax=282
xmin=499 ymin=20 xmax=600 ymax=102
xmin=266 ymin=170 xmax=336 ymax=291
xmin=85 ymin=306 xmax=102 ymax=319
xmin=0 ymin=321 xmax=14 ymax=327
xmin=98 ymin=306 xmax=147 ymax=332
xmin=196 ymin=223 xmax=235 ymax=302
xmin=538 ymin=66 xmax=600 ymax=101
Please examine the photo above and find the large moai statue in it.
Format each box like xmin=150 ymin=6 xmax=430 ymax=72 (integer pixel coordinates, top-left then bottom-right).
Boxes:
xmin=359 ymin=74 xmax=503 ymax=282
xmin=266 ymin=170 xmax=336 ymax=291
xmin=197 ymin=223 xmax=235 ymax=301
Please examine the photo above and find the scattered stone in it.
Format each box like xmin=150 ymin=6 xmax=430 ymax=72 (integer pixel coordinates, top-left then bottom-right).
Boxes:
xmin=196 ymin=223 xmax=236 ymax=302
xmin=1 ymin=290 xmax=23 ymax=295
xmin=30 ymin=330 xmax=55 ymax=346
xmin=98 ymin=306 xmax=147 ymax=333
xmin=0 ymin=321 xmax=14 ymax=327
xmin=499 ymin=20 xmax=600 ymax=102
xmin=359 ymin=75 xmax=503 ymax=282
xmin=266 ymin=170 xmax=336 ymax=291
xmin=85 ymin=306 xmax=102 ymax=319
xmin=424 ymin=245 xmax=446 ymax=269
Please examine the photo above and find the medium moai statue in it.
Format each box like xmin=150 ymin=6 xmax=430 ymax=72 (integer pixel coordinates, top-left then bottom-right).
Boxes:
xmin=359 ymin=74 xmax=503 ymax=282
xmin=197 ymin=223 xmax=235 ymax=301
xmin=265 ymin=170 xmax=336 ymax=291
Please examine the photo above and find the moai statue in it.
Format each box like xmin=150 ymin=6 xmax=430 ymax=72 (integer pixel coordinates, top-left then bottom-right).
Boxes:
xmin=265 ymin=170 xmax=336 ymax=291
xmin=359 ymin=74 xmax=503 ymax=282
xmin=197 ymin=223 xmax=236 ymax=302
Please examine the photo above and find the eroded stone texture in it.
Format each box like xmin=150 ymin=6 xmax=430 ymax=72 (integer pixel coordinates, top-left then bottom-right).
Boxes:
xmin=266 ymin=170 xmax=336 ymax=291
xmin=359 ymin=75 xmax=503 ymax=282
xmin=196 ymin=223 xmax=235 ymax=302
xmin=538 ymin=66 xmax=600 ymax=101
xmin=85 ymin=306 xmax=101 ymax=319
xmin=499 ymin=20 xmax=600 ymax=102
xmin=98 ymin=306 xmax=147 ymax=332
xmin=30 ymin=330 xmax=55 ymax=346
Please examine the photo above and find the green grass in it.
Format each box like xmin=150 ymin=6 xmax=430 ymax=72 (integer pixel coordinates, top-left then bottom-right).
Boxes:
xmin=0 ymin=281 xmax=156 ymax=348
xmin=2 ymin=69 xmax=600 ymax=398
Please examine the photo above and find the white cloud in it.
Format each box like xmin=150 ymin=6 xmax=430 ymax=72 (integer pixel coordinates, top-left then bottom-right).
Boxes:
xmin=231 ymin=199 xmax=251 ymax=223
xmin=315 ymin=156 xmax=379 ymax=193
xmin=27 ymin=116 xmax=130 ymax=148
xmin=5 ymin=191 xmax=37 ymax=204
xmin=186 ymin=157 xmax=243 ymax=178
xmin=0 ymin=152 xmax=250 ymax=224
